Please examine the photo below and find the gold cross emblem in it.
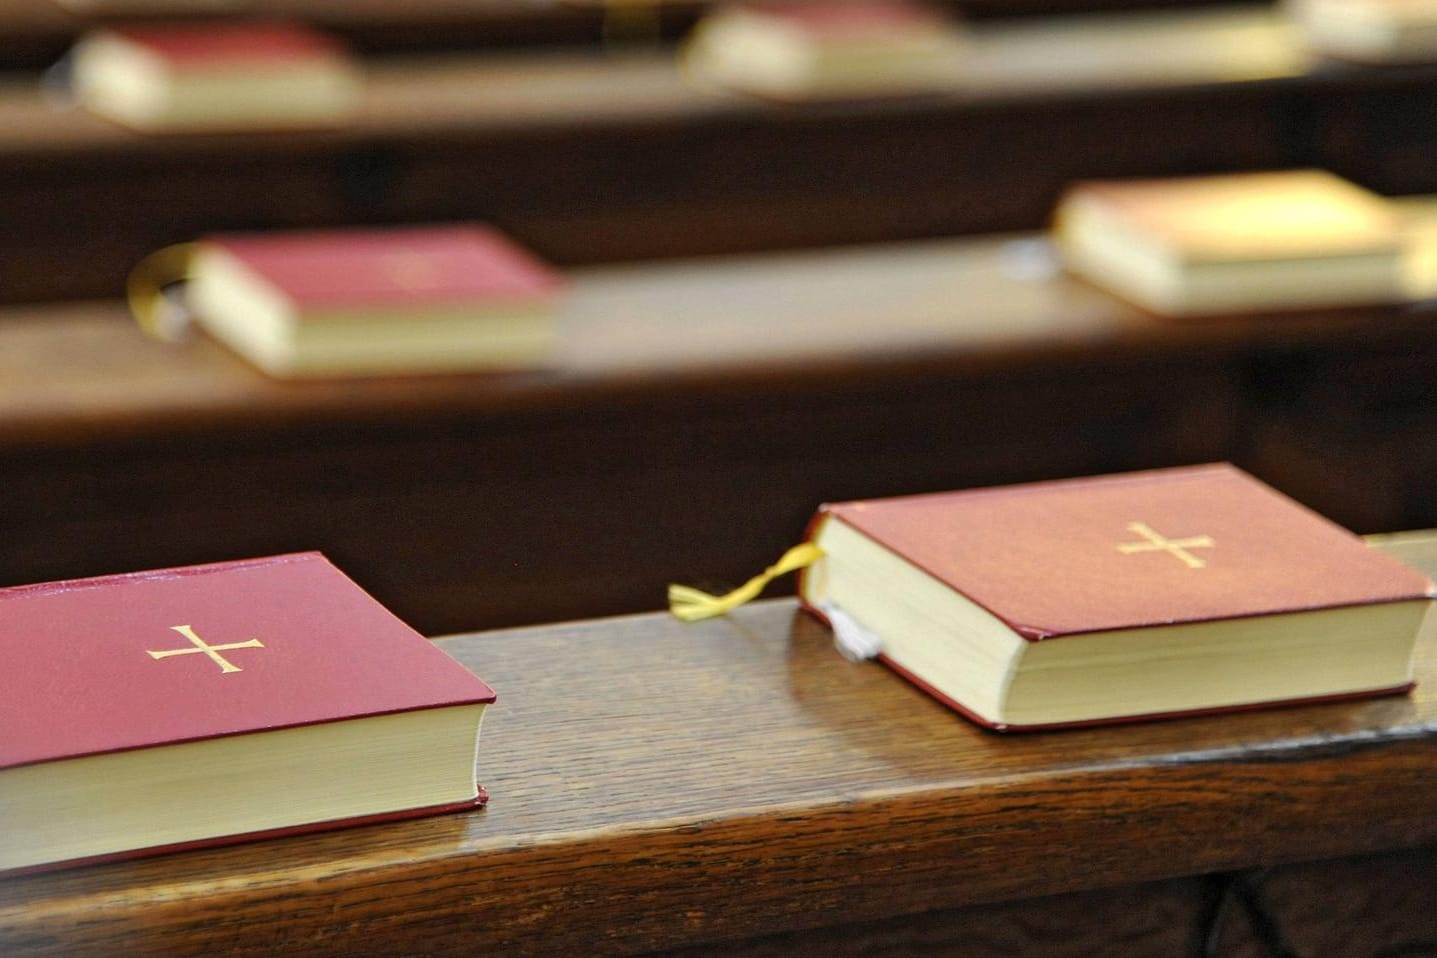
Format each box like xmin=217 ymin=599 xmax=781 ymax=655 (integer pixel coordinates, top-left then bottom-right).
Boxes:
xmin=147 ymin=625 xmax=265 ymax=674
xmin=1116 ymin=521 xmax=1215 ymax=569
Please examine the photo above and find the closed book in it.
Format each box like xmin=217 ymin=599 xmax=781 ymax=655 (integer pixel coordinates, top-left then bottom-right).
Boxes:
xmin=1052 ymin=170 xmax=1407 ymax=317
xmin=682 ymin=0 xmax=966 ymax=100
xmin=0 ymin=552 xmax=495 ymax=876
xmin=71 ymin=22 xmax=363 ymax=132
xmin=798 ymin=464 xmax=1434 ymax=730
xmin=185 ymin=224 xmax=563 ymax=377
xmin=1290 ymin=0 xmax=1437 ymax=63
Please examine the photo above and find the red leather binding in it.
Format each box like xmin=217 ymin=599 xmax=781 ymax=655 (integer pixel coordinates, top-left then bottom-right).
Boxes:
xmin=736 ymin=0 xmax=954 ymax=36
xmin=110 ymin=23 xmax=353 ymax=65
xmin=203 ymin=225 xmax=564 ymax=312
xmin=807 ymin=464 xmax=1432 ymax=641
xmin=1 ymin=552 xmax=494 ymax=771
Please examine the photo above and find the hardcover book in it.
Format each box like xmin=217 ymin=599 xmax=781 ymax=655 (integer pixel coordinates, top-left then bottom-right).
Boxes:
xmin=1052 ymin=170 xmax=1407 ymax=317
xmin=1290 ymin=0 xmax=1437 ymax=63
xmin=70 ymin=22 xmax=363 ymax=132
xmin=183 ymin=224 xmax=563 ymax=377
xmin=681 ymin=0 xmax=966 ymax=100
xmin=0 ymin=552 xmax=496 ymax=875
xmin=798 ymin=464 xmax=1434 ymax=730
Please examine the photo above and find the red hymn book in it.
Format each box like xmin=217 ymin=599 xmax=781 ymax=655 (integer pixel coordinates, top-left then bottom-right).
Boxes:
xmin=185 ymin=224 xmax=563 ymax=377
xmin=71 ymin=22 xmax=364 ymax=132
xmin=798 ymin=464 xmax=1434 ymax=730
xmin=201 ymin=225 xmax=563 ymax=310
xmin=96 ymin=23 xmax=352 ymax=64
xmin=0 ymin=553 xmax=495 ymax=876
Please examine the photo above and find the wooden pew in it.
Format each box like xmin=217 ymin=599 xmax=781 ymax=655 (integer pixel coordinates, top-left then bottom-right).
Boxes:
xmin=0 ymin=0 xmax=665 ymax=71
xmin=0 ymin=0 xmax=1263 ymax=71
xmin=5 ymin=6 xmax=1437 ymax=303
xmin=3 ymin=233 xmax=1435 ymax=633
xmin=4 ymin=531 xmax=1435 ymax=956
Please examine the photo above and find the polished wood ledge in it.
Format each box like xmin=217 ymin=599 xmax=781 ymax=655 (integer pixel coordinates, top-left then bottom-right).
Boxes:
xmin=8 ymin=232 xmax=1425 ymax=446
xmin=3 ymin=532 xmax=1436 ymax=956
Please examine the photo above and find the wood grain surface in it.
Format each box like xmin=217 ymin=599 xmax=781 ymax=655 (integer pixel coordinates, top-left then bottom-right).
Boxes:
xmin=1207 ymin=848 xmax=1437 ymax=958
xmin=662 ymin=850 xmax=1437 ymax=957
xmin=2 ymin=534 xmax=1435 ymax=956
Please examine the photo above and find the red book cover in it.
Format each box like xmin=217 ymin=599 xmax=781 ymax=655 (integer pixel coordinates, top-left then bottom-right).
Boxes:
xmin=799 ymin=464 xmax=1434 ymax=729
xmin=0 ymin=553 xmax=495 ymax=874
xmin=1060 ymin=171 xmax=1400 ymax=263
xmin=1 ymin=552 xmax=493 ymax=769
xmin=110 ymin=22 xmax=353 ymax=67
xmin=202 ymin=225 xmax=564 ymax=312
xmin=805 ymin=464 xmax=1432 ymax=639
xmin=742 ymin=0 xmax=953 ymax=36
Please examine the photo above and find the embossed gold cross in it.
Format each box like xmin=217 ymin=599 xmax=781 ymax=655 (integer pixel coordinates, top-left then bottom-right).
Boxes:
xmin=1116 ymin=521 xmax=1215 ymax=569
xmin=147 ymin=625 xmax=265 ymax=674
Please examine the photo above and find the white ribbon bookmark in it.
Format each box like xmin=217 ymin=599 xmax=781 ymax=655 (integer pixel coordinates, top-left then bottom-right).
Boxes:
xmin=822 ymin=602 xmax=884 ymax=662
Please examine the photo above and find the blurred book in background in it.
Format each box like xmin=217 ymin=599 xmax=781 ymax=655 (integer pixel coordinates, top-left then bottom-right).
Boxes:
xmin=681 ymin=0 xmax=966 ymax=100
xmin=71 ymin=21 xmax=362 ymax=132
xmin=174 ymin=224 xmax=564 ymax=378
xmin=1290 ymin=0 xmax=1437 ymax=63
xmin=1052 ymin=169 xmax=1407 ymax=317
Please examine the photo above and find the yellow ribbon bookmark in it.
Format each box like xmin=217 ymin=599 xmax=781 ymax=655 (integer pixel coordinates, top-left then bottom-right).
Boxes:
xmin=668 ymin=542 xmax=824 ymax=622
xmin=126 ymin=242 xmax=198 ymax=342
